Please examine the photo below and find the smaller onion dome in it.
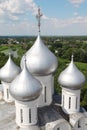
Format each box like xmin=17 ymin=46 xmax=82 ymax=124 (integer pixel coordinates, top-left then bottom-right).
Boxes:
xmin=0 ymin=54 xmax=21 ymax=83
xmin=10 ymin=57 xmax=42 ymax=102
xmin=21 ymin=34 xmax=58 ymax=76
xmin=58 ymin=55 xmax=86 ymax=90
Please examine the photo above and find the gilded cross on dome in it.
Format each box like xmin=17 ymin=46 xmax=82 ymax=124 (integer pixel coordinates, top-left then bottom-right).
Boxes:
xmin=36 ymin=7 xmax=43 ymax=34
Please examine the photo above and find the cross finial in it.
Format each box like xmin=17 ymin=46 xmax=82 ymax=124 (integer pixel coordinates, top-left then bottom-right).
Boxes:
xmin=36 ymin=7 xmax=43 ymax=34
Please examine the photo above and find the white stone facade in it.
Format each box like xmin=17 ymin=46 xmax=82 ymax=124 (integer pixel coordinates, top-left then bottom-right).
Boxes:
xmin=15 ymin=99 xmax=38 ymax=128
xmin=61 ymin=88 xmax=80 ymax=114
xmin=46 ymin=119 xmax=72 ymax=130
xmin=35 ymin=75 xmax=54 ymax=107
xmin=1 ymin=81 xmax=14 ymax=103
xmin=70 ymin=113 xmax=87 ymax=130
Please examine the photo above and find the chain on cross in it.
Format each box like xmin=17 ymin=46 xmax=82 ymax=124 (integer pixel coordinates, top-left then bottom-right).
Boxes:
xmin=36 ymin=7 xmax=43 ymax=33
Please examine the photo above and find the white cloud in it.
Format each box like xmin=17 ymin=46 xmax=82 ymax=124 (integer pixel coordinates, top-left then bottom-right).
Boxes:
xmin=0 ymin=0 xmax=87 ymax=35
xmin=69 ymin=0 xmax=85 ymax=7
xmin=41 ymin=15 xmax=87 ymax=35
xmin=43 ymin=15 xmax=87 ymax=28
xmin=0 ymin=15 xmax=87 ymax=35
xmin=74 ymin=12 xmax=78 ymax=16
xmin=8 ymin=14 xmax=19 ymax=21
xmin=0 ymin=0 xmax=38 ymax=22
xmin=0 ymin=20 xmax=36 ymax=35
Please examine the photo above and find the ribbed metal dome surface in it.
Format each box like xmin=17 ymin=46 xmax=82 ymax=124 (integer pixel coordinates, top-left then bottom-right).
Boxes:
xmin=10 ymin=60 xmax=42 ymax=102
xmin=21 ymin=34 xmax=58 ymax=76
xmin=0 ymin=54 xmax=21 ymax=83
xmin=58 ymin=56 xmax=86 ymax=90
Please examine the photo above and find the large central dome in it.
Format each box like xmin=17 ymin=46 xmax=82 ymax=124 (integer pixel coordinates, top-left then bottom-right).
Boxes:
xmin=21 ymin=34 xmax=58 ymax=76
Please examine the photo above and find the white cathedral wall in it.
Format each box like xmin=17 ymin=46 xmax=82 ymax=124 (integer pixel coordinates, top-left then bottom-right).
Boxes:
xmin=62 ymin=88 xmax=80 ymax=114
xmin=1 ymin=81 xmax=14 ymax=103
xmin=51 ymin=75 xmax=54 ymax=94
xmin=74 ymin=117 xmax=87 ymax=130
xmin=0 ymin=90 xmax=3 ymax=100
xmin=0 ymin=84 xmax=3 ymax=100
xmin=46 ymin=119 xmax=72 ymax=130
xmin=15 ymin=100 xmax=38 ymax=128
xmin=70 ymin=113 xmax=87 ymax=130
xmin=35 ymin=75 xmax=54 ymax=107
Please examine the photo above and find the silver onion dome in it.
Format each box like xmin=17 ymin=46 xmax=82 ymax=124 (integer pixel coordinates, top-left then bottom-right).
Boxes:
xmin=58 ymin=55 xmax=86 ymax=90
xmin=0 ymin=54 xmax=21 ymax=83
xmin=10 ymin=57 xmax=42 ymax=101
xmin=21 ymin=34 xmax=58 ymax=76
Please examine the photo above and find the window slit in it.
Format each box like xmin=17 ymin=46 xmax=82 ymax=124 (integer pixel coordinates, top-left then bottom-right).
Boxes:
xmin=63 ymin=95 xmax=64 ymax=106
xmin=69 ymin=97 xmax=71 ymax=109
xmin=78 ymin=120 xmax=81 ymax=128
xmin=20 ymin=109 xmax=23 ymax=123
xmin=44 ymin=86 xmax=46 ymax=102
xmin=7 ymin=89 xmax=9 ymax=99
xmin=29 ymin=109 xmax=31 ymax=123
xmin=76 ymin=97 xmax=78 ymax=109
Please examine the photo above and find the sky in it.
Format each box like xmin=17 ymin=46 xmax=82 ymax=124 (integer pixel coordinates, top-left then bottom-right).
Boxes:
xmin=0 ymin=0 xmax=87 ymax=36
